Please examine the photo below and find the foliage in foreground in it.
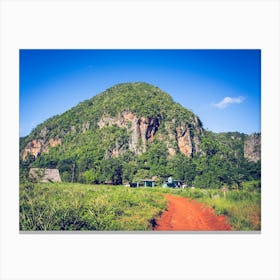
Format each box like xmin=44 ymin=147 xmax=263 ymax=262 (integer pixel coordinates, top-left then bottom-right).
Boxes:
xmin=20 ymin=183 xmax=166 ymax=231
xmin=20 ymin=182 xmax=261 ymax=231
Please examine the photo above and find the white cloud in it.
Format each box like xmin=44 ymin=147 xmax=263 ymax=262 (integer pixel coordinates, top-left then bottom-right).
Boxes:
xmin=214 ymin=96 xmax=245 ymax=109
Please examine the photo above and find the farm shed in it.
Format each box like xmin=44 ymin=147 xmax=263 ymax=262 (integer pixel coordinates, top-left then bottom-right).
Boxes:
xmin=29 ymin=168 xmax=61 ymax=183
xmin=130 ymin=179 xmax=155 ymax=187
xmin=139 ymin=179 xmax=155 ymax=187
xmin=162 ymin=177 xmax=183 ymax=188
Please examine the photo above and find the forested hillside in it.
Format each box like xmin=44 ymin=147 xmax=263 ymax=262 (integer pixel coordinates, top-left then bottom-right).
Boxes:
xmin=20 ymin=82 xmax=261 ymax=189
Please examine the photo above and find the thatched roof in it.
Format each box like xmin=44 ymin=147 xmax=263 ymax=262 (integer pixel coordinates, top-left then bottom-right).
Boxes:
xmin=29 ymin=168 xmax=61 ymax=183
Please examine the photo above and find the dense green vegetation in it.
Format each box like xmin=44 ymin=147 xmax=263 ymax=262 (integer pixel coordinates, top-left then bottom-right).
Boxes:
xmin=22 ymin=82 xmax=195 ymax=142
xmin=20 ymin=183 xmax=261 ymax=231
xmin=20 ymin=82 xmax=260 ymax=190
xmin=20 ymin=134 xmax=260 ymax=190
xmin=191 ymin=131 xmax=261 ymax=189
xmin=19 ymin=82 xmax=261 ymax=231
xmin=20 ymin=83 xmax=192 ymax=184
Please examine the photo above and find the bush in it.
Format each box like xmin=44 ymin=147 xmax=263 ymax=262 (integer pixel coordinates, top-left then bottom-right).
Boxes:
xmin=241 ymin=180 xmax=261 ymax=192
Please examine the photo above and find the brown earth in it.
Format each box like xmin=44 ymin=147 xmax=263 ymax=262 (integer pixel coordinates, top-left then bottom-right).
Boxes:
xmin=155 ymin=194 xmax=231 ymax=231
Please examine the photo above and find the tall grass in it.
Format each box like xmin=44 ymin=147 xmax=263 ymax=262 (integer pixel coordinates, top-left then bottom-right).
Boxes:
xmin=20 ymin=183 xmax=261 ymax=231
xmin=20 ymin=183 xmax=166 ymax=231
xmin=151 ymin=187 xmax=261 ymax=231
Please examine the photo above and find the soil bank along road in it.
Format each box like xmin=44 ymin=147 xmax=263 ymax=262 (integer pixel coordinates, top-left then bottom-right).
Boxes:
xmin=155 ymin=194 xmax=231 ymax=231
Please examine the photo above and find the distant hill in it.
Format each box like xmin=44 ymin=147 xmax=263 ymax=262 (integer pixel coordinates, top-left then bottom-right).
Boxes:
xmin=20 ymin=82 xmax=261 ymax=187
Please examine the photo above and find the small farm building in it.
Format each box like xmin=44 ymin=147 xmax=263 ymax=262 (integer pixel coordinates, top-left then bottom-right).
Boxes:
xmin=139 ymin=179 xmax=155 ymax=187
xmin=130 ymin=179 xmax=155 ymax=187
xmin=29 ymin=168 xmax=61 ymax=183
xmin=162 ymin=177 xmax=183 ymax=188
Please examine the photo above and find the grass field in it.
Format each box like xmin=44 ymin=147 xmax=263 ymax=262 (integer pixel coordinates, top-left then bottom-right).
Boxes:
xmin=19 ymin=183 xmax=167 ymax=231
xmin=19 ymin=183 xmax=261 ymax=231
xmin=156 ymin=187 xmax=261 ymax=231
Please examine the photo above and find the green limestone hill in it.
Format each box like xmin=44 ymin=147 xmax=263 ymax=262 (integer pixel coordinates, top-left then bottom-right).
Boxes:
xmin=21 ymin=82 xmax=204 ymax=159
xmin=20 ymin=82 xmax=261 ymax=187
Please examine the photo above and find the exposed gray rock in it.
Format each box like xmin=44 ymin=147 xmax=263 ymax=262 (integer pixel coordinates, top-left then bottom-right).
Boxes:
xmin=97 ymin=111 xmax=204 ymax=158
xmin=244 ymin=133 xmax=261 ymax=162
xmin=82 ymin=122 xmax=90 ymax=132
xmin=39 ymin=127 xmax=48 ymax=138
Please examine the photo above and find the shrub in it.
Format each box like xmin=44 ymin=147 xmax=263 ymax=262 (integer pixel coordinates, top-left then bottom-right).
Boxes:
xmin=241 ymin=180 xmax=261 ymax=192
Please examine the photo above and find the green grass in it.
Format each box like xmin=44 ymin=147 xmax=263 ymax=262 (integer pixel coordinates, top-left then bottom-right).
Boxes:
xmin=20 ymin=183 xmax=166 ymax=231
xmin=152 ymin=187 xmax=261 ymax=231
xmin=20 ymin=183 xmax=261 ymax=231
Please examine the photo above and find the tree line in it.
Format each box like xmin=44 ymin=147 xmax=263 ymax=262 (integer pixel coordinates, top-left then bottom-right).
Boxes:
xmin=20 ymin=137 xmax=260 ymax=190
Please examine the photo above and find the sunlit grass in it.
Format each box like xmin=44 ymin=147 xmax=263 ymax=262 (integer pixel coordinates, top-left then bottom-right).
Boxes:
xmin=20 ymin=183 xmax=261 ymax=231
xmin=20 ymin=183 xmax=166 ymax=231
xmin=153 ymin=187 xmax=261 ymax=231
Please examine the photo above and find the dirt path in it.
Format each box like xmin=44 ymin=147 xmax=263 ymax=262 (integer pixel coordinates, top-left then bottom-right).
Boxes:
xmin=155 ymin=194 xmax=231 ymax=231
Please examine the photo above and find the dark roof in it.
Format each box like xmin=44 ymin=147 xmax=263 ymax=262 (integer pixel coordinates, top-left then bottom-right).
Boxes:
xmin=139 ymin=179 xmax=155 ymax=182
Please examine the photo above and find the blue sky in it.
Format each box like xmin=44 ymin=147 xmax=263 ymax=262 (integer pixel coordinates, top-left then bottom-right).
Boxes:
xmin=20 ymin=50 xmax=261 ymax=137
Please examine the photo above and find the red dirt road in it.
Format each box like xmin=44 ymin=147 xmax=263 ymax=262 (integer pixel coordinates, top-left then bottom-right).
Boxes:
xmin=155 ymin=194 xmax=231 ymax=231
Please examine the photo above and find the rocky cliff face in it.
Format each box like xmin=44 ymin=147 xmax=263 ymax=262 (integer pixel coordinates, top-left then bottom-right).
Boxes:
xmin=20 ymin=83 xmax=207 ymax=161
xmin=21 ymin=112 xmax=260 ymax=164
xmin=97 ymin=111 xmax=203 ymax=157
xmin=20 ymin=83 xmax=260 ymax=166
xmin=22 ymin=138 xmax=61 ymax=160
xmin=21 ymin=108 xmax=204 ymax=160
xmin=98 ymin=112 xmax=159 ymax=154
xmin=244 ymin=133 xmax=261 ymax=162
